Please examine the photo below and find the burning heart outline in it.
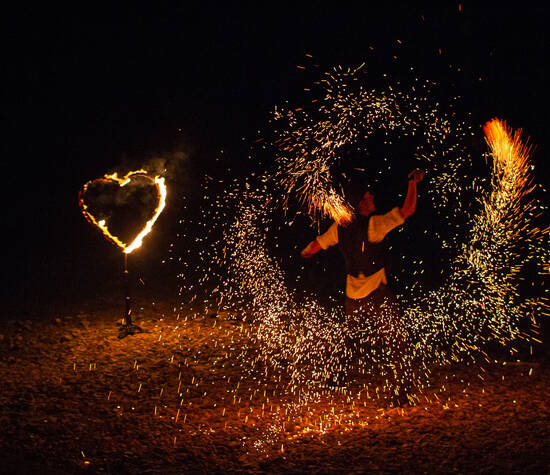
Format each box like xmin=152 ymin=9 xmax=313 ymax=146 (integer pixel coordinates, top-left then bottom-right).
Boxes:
xmin=79 ymin=169 xmax=167 ymax=253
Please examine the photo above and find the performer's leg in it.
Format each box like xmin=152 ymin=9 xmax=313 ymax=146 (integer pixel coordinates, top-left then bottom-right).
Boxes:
xmin=341 ymin=288 xmax=412 ymax=404
xmin=342 ymin=292 xmax=382 ymax=385
xmin=332 ymin=294 xmax=374 ymax=387
xmin=375 ymin=285 xmax=414 ymax=404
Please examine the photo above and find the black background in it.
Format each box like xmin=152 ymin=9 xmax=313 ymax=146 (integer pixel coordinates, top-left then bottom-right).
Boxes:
xmin=3 ymin=3 xmax=548 ymax=319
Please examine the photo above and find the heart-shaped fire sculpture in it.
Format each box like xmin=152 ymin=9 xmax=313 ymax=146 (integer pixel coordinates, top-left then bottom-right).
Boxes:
xmin=79 ymin=170 xmax=167 ymax=253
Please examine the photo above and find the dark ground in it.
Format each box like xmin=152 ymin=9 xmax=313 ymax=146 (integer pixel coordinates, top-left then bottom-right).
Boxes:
xmin=1 ymin=290 xmax=549 ymax=474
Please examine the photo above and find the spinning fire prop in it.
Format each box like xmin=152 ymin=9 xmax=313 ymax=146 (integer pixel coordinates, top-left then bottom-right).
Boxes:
xmin=79 ymin=170 xmax=167 ymax=337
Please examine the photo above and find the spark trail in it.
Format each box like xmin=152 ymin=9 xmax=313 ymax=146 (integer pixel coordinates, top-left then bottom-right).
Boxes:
xmin=174 ymin=67 xmax=548 ymax=411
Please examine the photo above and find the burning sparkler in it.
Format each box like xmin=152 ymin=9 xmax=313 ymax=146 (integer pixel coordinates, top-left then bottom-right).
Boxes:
xmin=79 ymin=169 xmax=167 ymax=337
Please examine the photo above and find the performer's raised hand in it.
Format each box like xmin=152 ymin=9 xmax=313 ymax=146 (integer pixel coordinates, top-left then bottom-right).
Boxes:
xmin=408 ymin=169 xmax=425 ymax=183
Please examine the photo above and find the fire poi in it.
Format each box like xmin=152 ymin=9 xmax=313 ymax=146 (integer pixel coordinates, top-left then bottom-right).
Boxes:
xmin=79 ymin=169 xmax=167 ymax=337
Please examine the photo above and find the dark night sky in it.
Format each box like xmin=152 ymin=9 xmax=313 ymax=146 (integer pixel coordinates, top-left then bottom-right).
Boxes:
xmin=3 ymin=3 xmax=548 ymax=318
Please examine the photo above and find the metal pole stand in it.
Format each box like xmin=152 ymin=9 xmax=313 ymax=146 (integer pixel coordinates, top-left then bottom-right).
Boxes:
xmin=118 ymin=253 xmax=144 ymax=339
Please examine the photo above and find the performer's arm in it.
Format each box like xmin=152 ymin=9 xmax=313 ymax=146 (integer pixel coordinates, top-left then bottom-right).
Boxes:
xmin=301 ymin=222 xmax=338 ymax=258
xmin=399 ymin=169 xmax=425 ymax=219
xmin=301 ymin=239 xmax=322 ymax=258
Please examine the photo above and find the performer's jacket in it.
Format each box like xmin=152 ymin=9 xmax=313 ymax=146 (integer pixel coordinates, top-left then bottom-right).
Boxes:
xmin=337 ymin=214 xmax=387 ymax=278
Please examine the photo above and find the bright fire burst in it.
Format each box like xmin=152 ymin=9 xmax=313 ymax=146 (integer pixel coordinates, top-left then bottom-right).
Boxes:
xmin=79 ymin=169 xmax=167 ymax=253
xmin=399 ymin=117 xmax=548 ymax=371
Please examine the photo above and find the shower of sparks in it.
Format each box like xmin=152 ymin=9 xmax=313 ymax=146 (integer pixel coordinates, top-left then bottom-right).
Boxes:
xmin=79 ymin=170 xmax=167 ymax=253
xmin=271 ymin=64 xmax=469 ymax=228
xmin=170 ymin=66 xmax=548 ymax=448
xmin=399 ymin=119 xmax=549 ymax=372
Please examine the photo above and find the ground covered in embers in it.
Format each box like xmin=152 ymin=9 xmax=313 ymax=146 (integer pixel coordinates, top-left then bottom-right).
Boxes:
xmin=0 ymin=303 xmax=549 ymax=474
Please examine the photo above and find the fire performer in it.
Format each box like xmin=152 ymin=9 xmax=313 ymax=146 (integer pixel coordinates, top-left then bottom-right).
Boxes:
xmin=301 ymin=169 xmax=425 ymax=401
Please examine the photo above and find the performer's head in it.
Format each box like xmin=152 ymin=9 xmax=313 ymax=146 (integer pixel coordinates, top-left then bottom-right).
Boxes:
xmin=344 ymin=182 xmax=376 ymax=218
xmin=358 ymin=190 xmax=376 ymax=216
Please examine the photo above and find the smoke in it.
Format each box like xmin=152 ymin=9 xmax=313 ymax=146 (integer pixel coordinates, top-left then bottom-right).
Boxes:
xmin=116 ymin=147 xmax=191 ymax=187
xmin=142 ymin=150 xmax=190 ymax=184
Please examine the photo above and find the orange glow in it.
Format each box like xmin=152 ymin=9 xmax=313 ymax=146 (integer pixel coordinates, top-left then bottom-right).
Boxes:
xmin=79 ymin=170 xmax=167 ymax=253
xmin=483 ymin=118 xmax=534 ymax=210
xmin=310 ymin=192 xmax=354 ymax=225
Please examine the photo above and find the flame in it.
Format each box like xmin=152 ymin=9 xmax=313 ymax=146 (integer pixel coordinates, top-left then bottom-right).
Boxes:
xmin=483 ymin=118 xmax=533 ymax=205
xmin=79 ymin=170 xmax=167 ymax=253
xmin=308 ymin=189 xmax=354 ymax=225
